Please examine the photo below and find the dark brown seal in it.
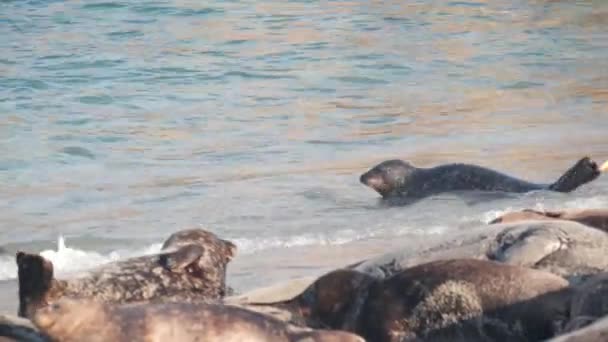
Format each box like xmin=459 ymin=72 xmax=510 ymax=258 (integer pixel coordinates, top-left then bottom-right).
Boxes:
xmin=360 ymin=157 xmax=604 ymax=204
xmin=490 ymin=208 xmax=608 ymax=232
xmin=32 ymin=298 xmax=365 ymax=342
xmin=249 ymin=259 xmax=570 ymax=342
xmin=17 ymin=228 xmax=236 ymax=320
xmin=560 ymin=272 xmax=608 ymax=334
xmin=548 ymin=315 xmax=608 ymax=342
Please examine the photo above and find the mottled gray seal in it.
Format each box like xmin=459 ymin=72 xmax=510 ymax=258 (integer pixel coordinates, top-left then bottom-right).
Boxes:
xmin=32 ymin=298 xmax=365 ymax=342
xmin=242 ymin=259 xmax=570 ymax=342
xmin=17 ymin=228 xmax=236 ymax=320
xmin=347 ymin=220 xmax=608 ymax=284
xmin=360 ymin=157 xmax=605 ymax=204
xmin=490 ymin=208 xmax=608 ymax=232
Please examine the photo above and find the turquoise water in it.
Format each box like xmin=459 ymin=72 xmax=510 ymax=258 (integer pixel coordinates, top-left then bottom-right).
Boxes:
xmin=1 ymin=0 xmax=608 ymax=301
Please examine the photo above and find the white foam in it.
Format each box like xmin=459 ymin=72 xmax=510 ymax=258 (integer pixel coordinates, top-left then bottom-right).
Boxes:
xmin=563 ymin=196 xmax=608 ymax=210
xmin=0 ymin=236 xmax=162 ymax=281
xmin=0 ymin=223 xmax=429 ymax=281
xmin=478 ymin=202 xmax=547 ymax=223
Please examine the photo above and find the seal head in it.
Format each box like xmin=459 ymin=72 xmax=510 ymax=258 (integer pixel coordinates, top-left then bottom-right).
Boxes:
xmin=359 ymin=160 xmax=416 ymax=198
xmin=279 ymin=269 xmax=378 ymax=332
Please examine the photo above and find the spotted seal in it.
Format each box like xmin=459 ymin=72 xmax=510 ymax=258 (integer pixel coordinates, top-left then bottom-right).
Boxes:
xmin=360 ymin=157 xmax=605 ymax=204
xmin=235 ymin=259 xmax=570 ymax=342
xmin=32 ymin=298 xmax=365 ymax=342
xmin=490 ymin=208 xmax=608 ymax=232
xmin=16 ymin=228 xmax=236 ymax=320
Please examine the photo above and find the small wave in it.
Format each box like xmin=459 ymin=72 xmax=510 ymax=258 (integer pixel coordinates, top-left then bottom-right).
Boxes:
xmin=563 ymin=196 xmax=608 ymax=209
xmin=0 ymin=236 xmax=161 ymax=281
xmin=230 ymin=230 xmax=365 ymax=254
xmin=0 ymin=224 xmax=432 ymax=281
xmin=477 ymin=202 xmax=548 ymax=223
xmin=230 ymin=224 xmax=444 ymax=254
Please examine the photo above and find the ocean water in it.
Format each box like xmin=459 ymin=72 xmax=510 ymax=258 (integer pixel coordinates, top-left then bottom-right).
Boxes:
xmin=1 ymin=0 xmax=608 ymax=313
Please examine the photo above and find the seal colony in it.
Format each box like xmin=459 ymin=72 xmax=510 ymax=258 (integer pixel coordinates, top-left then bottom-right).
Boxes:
xmin=5 ymin=157 xmax=608 ymax=341
xmin=360 ymin=157 xmax=606 ymax=204
xmin=260 ymin=259 xmax=571 ymax=342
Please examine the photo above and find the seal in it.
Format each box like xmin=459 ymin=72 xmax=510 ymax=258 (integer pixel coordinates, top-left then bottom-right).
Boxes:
xmin=560 ymin=271 xmax=608 ymax=334
xmin=360 ymin=156 xmax=604 ymax=203
xmin=548 ymin=315 xmax=608 ymax=342
xmin=490 ymin=208 xmax=608 ymax=232
xmin=0 ymin=314 xmax=50 ymax=342
xmin=32 ymin=298 xmax=365 ymax=342
xmin=347 ymin=220 xmax=608 ymax=284
xmin=16 ymin=228 xmax=236 ymax=320
xmin=244 ymin=259 xmax=570 ymax=342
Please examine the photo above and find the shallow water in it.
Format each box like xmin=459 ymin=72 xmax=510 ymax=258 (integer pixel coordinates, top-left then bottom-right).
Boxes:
xmin=1 ymin=0 xmax=608 ymax=312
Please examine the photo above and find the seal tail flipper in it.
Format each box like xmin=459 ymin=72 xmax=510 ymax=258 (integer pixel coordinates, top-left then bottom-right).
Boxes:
xmin=159 ymin=244 xmax=205 ymax=272
xmin=548 ymin=157 xmax=602 ymax=192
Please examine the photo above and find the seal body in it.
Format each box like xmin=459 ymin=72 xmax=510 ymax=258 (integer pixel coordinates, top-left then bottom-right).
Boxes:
xmin=360 ymin=157 xmax=602 ymax=203
xmin=490 ymin=208 xmax=608 ymax=232
xmin=548 ymin=315 xmax=608 ymax=342
xmin=355 ymin=259 xmax=570 ymax=342
xmin=17 ymin=229 xmax=236 ymax=319
xmin=32 ymin=299 xmax=365 ymax=342
xmin=274 ymin=259 xmax=570 ymax=342
xmin=561 ymin=272 xmax=608 ymax=334
xmin=347 ymin=220 xmax=608 ymax=284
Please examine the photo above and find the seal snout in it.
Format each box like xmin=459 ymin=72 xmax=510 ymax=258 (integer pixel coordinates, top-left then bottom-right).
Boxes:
xmin=360 ymin=171 xmax=382 ymax=187
xmin=32 ymin=302 xmax=58 ymax=330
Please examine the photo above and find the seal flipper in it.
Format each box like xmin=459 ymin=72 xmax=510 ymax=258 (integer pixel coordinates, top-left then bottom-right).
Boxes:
xmin=548 ymin=157 xmax=601 ymax=192
xmin=16 ymin=252 xmax=55 ymax=319
xmin=159 ymin=244 xmax=205 ymax=273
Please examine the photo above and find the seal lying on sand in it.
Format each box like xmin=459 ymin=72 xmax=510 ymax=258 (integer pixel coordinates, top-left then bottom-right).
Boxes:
xmin=233 ymin=259 xmax=570 ymax=342
xmin=17 ymin=228 xmax=236 ymax=319
xmin=360 ymin=157 xmax=606 ymax=203
xmin=490 ymin=208 xmax=608 ymax=232
xmin=32 ymin=298 xmax=365 ymax=342
xmin=347 ymin=220 xmax=608 ymax=284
